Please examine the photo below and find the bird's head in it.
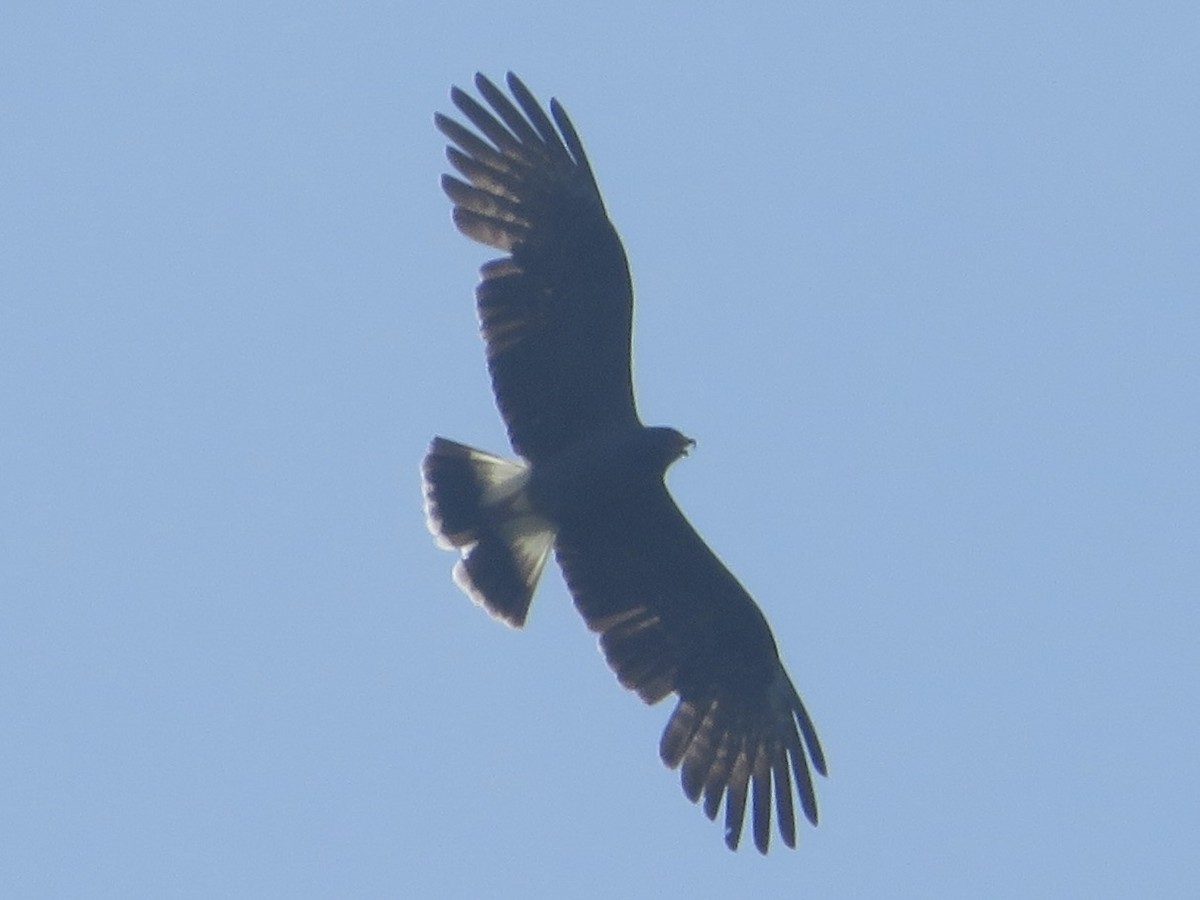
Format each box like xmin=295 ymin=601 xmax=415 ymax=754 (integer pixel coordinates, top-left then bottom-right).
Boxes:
xmin=646 ymin=426 xmax=695 ymax=471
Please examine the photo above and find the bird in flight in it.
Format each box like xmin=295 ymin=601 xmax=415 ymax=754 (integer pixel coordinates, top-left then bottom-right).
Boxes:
xmin=422 ymin=72 xmax=827 ymax=853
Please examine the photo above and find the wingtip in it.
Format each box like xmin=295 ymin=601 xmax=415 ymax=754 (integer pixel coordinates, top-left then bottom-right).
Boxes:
xmin=474 ymin=71 xmax=499 ymax=95
xmin=813 ymin=753 xmax=829 ymax=779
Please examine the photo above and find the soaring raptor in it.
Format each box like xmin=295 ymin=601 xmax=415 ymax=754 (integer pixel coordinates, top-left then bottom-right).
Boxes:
xmin=422 ymin=73 xmax=827 ymax=853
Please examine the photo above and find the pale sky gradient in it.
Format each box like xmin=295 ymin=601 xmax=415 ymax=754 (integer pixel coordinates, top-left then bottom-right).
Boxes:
xmin=3 ymin=3 xmax=1198 ymax=897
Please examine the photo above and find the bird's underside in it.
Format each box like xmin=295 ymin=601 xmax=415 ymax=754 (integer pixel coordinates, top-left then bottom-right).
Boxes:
xmin=423 ymin=72 xmax=826 ymax=854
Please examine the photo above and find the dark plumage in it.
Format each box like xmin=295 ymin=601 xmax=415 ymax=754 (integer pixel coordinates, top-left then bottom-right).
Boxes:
xmin=422 ymin=73 xmax=826 ymax=853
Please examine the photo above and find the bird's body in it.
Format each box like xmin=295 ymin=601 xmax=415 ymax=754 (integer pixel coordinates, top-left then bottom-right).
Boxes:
xmin=423 ymin=73 xmax=826 ymax=853
xmin=528 ymin=423 xmax=693 ymax=521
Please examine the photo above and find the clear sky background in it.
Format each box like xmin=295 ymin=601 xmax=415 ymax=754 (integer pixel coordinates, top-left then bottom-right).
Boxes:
xmin=3 ymin=3 xmax=1197 ymax=897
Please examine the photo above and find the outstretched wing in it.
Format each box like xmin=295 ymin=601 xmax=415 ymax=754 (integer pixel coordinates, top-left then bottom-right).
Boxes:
xmin=437 ymin=73 xmax=639 ymax=463
xmin=554 ymin=484 xmax=827 ymax=854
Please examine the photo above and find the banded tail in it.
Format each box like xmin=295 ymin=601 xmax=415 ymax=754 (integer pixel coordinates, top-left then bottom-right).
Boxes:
xmin=421 ymin=437 xmax=555 ymax=627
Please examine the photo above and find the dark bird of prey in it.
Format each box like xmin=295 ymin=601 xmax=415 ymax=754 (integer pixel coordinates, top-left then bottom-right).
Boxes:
xmin=422 ymin=72 xmax=827 ymax=853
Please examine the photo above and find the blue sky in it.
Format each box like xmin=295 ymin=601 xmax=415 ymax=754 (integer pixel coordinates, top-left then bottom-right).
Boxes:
xmin=3 ymin=2 xmax=1198 ymax=897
